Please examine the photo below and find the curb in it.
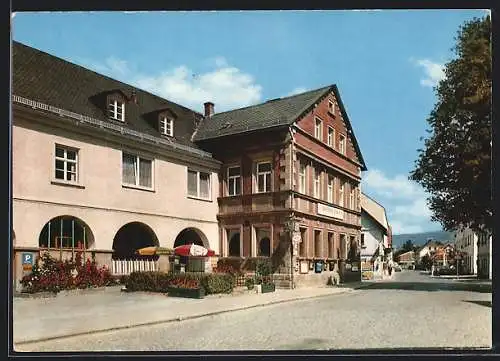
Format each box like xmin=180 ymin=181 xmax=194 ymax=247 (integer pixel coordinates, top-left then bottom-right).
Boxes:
xmin=14 ymin=287 xmax=359 ymax=345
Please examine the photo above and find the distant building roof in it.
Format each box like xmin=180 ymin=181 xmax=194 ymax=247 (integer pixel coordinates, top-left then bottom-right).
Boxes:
xmin=361 ymin=193 xmax=389 ymax=233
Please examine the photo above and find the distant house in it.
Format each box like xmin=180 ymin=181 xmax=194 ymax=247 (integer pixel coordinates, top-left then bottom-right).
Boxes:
xmin=360 ymin=193 xmax=392 ymax=279
xmin=455 ymin=226 xmax=491 ymax=278
xmin=430 ymin=243 xmax=455 ymax=267
xmin=397 ymin=251 xmax=415 ymax=268
xmin=418 ymin=239 xmax=443 ymax=260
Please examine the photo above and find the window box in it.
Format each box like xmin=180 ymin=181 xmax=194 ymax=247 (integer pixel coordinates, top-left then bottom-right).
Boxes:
xmin=167 ymin=286 xmax=205 ymax=299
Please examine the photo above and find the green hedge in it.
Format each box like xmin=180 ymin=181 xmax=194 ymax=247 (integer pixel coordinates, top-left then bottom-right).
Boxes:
xmin=125 ymin=271 xmax=173 ymax=292
xmin=125 ymin=271 xmax=235 ymax=295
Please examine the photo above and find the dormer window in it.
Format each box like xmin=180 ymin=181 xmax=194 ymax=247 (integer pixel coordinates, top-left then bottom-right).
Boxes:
xmin=108 ymin=99 xmax=125 ymax=122
xmin=159 ymin=116 xmax=174 ymax=136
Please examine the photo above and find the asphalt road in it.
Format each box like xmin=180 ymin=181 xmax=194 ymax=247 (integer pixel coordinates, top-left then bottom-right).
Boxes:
xmin=15 ymin=271 xmax=491 ymax=352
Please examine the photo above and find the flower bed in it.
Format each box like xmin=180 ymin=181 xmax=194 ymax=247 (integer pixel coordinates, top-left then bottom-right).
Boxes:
xmin=124 ymin=271 xmax=235 ymax=295
xmin=20 ymin=252 xmax=115 ymax=294
xmin=167 ymin=287 xmax=205 ymax=299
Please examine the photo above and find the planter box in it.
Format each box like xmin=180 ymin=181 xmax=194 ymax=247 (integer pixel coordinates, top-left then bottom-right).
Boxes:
xmin=261 ymin=283 xmax=275 ymax=293
xmin=167 ymin=286 xmax=205 ymax=299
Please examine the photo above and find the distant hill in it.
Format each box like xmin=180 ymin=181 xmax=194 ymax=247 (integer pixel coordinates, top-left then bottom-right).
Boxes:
xmin=392 ymin=231 xmax=454 ymax=249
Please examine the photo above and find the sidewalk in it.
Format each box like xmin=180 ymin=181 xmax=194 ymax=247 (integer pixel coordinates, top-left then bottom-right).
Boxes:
xmin=13 ymin=282 xmax=373 ymax=345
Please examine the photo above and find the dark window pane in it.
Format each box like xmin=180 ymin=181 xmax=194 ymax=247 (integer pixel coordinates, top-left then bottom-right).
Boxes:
xmin=235 ymin=178 xmax=241 ymax=195
xmin=66 ymin=150 xmax=77 ymax=160
xmin=55 ymin=147 xmax=64 ymax=158
xmin=258 ymin=162 xmax=271 ymax=172
xmin=55 ymin=169 xmax=64 ymax=179
xmin=228 ymin=166 xmax=240 ymax=177
xmin=55 ymin=159 xmax=65 ymax=170
xmin=188 ymin=170 xmax=198 ymax=196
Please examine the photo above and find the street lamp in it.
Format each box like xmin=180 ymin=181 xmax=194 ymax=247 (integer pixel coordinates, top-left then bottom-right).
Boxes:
xmin=284 ymin=213 xmax=297 ymax=289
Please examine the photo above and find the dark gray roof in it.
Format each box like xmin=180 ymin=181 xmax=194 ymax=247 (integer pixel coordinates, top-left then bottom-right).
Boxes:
xmin=12 ymin=41 xmax=203 ymax=150
xmin=194 ymin=84 xmax=367 ymax=170
xmin=193 ymin=86 xmax=331 ymax=141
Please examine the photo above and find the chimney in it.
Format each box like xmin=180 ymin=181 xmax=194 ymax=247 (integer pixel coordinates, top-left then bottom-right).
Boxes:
xmin=204 ymin=102 xmax=214 ymax=117
xmin=130 ymin=90 xmax=138 ymax=104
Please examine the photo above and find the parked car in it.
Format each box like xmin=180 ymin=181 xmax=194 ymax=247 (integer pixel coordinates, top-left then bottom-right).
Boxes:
xmin=394 ymin=265 xmax=402 ymax=272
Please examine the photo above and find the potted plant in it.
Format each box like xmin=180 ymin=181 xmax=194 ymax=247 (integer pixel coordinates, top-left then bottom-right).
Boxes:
xmin=261 ymin=275 xmax=276 ymax=293
xmin=245 ymin=277 xmax=255 ymax=290
xmin=167 ymin=277 xmax=205 ymax=299
xmin=256 ymin=259 xmax=275 ymax=294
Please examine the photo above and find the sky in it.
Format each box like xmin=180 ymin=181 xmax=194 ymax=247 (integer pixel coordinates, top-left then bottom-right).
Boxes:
xmin=11 ymin=10 xmax=489 ymax=235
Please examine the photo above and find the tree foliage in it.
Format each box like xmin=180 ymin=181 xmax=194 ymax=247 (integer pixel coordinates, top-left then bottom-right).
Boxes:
xmin=420 ymin=254 xmax=433 ymax=270
xmin=410 ymin=16 xmax=492 ymax=233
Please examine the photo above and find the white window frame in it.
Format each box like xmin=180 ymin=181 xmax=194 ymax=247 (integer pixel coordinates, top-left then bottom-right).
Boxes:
xmin=349 ymin=186 xmax=355 ymax=209
xmin=339 ymin=134 xmax=346 ymax=155
xmin=122 ymin=153 xmax=154 ymax=190
xmin=339 ymin=182 xmax=345 ymax=207
xmin=187 ymin=169 xmax=212 ymax=200
xmin=327 ymin=175 xmax=334 ymax=203
xmin=328 ymin=100 xmax=335 ymax=115
xmin=159 ymin=116 xmax=174 ymax=136
xmin=108 ymin=99 xmax=125 ymax=122
xmin=256 ymin=161 xmax=272 ymax=193
xmin=299 ymin=161 xmax=307 ymax=194
xmin=327 ymin=126 xmax=334 ymax=147
xmin=227 ymin=165 xmax=242 ymax=196
xmin=313 ymin=168 xmax=321 ymax=199
xmin=314 ymin=117 xmax=323 ymax=141
xmin=54 ymin=145 xmax=79 ymax=184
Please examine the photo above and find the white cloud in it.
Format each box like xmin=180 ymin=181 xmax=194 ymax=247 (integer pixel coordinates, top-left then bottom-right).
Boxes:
xmin=11 ymin=12 xmax=16 ymax=19
xmin=390 ymin=221 xmax=423 ymax=235
xmin=77 ymin=56 xmax=262 ymax=113
xmin=412 ymin=58 xmax=446 ymax=88
xmin=362 ymin=168 xmax=436 ymax=235
xmin=393 ymin=198 xmax=432 ymax=219
xmin=285 ymin=87 xmax=308 ymax=97
xmin=363 ymin=169 xmax=424 ymax=200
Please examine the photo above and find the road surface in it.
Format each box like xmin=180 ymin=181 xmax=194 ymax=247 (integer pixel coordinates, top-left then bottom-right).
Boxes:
xmin=15 ymin=271 xmax=491 ymax=351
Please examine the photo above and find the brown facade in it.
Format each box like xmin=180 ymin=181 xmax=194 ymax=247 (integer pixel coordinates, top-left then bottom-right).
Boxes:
xmin=198 ymin=89 xmax=363 ymax=283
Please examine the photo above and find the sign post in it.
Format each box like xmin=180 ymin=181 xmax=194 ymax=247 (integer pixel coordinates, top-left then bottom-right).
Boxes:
xmin=22 ymin=252 xmax=34 ymax=274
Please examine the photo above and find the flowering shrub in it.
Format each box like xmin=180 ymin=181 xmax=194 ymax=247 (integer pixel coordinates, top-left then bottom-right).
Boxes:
xmin=124 ymin=272 xmax=235 ymax=294
xmin=213 ymin=263 xmax=240 ymax=275
xmin=20 ymin=251 xmax=113 ymax=294
xmin=168 ymin=277 xmax=200 ymax=289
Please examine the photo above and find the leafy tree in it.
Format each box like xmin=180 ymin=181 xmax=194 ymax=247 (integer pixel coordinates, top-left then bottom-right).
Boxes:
xmin=410 ymin=16 xmax=492 ymax=234
xmin=420 ymin=254 xmax=433 ymax=270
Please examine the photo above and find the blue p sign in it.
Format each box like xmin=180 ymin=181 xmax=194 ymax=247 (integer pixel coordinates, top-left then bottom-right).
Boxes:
xmin=22 ymin=253 xmax=33 ymax=265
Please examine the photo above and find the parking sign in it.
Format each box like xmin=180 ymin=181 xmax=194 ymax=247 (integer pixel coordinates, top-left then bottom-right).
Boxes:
xmin=22 ymin=253 xmax=33 ymax=265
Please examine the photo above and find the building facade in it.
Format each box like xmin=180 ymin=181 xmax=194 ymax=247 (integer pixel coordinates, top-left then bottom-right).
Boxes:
xmin=194 ymin=85 xmax=367 ymax=287
xmin=477 ymin=231 xmax=492 ymax=279
xmin=12 ymin=41 xmax=368 ymax=289
xmin=397 ymin=251 xmax=415 ymax=269
xmin=454 ymin=228 xmax=478 ymax=275
xmin=360 ymin=193 xmax=392 ymax=279
xmin=12 ymin=42 xmax=221 ymax=289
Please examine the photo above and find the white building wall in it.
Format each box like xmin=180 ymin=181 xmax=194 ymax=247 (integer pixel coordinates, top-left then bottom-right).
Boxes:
xmin=477 ymin=232 xmax=492 ymax=279
xmin=454 ymin=228 xmax=478 ymax=275
xmin=361 ymin=213 xmax=383 ymax=260
xmin=13 ymin=116 xmax=220 ymax=254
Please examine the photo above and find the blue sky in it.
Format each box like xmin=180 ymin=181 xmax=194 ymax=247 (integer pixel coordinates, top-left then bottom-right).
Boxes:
xmin=12 ymin=10 xmax=489 ymax=234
